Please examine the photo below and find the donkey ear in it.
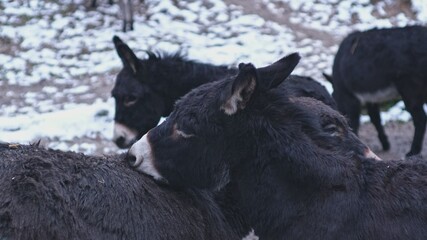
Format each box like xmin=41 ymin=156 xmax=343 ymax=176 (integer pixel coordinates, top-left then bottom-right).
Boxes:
xmin=113 ymin=36 xmax=140 ymax=75
xmin=257 ymin=53 xmax=300 ymax=90
xmin=112 ymin=35 xmax=124 ymax=46
xmin=220 ymin=63 xmax=257 ymax=115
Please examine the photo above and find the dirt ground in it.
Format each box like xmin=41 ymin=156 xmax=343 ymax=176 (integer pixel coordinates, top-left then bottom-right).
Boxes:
xmin=226 ymin=0 xmax=427 ymax=160
xmin=359 ymin=121 xmax=427 ymax=160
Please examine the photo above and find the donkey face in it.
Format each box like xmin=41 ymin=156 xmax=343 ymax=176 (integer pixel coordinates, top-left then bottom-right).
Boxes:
xmin=127 ymin=79 xmax=237 ymax=189
xmin=112 ymin=36 xmax=166 ymax=148
xmin=127 ymin=53 xmax=379 ymax=190
xmin=127 ymin=53 xmax=300 ymax=188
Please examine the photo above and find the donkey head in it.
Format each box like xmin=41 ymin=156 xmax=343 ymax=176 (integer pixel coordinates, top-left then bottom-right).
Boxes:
xmin=126 ymin=53 xmax=298 ymax=188
xmin=127 ymin=53 xmax=379 ymax=190
xmin=111 ymin=36 xmax=167 ymax=148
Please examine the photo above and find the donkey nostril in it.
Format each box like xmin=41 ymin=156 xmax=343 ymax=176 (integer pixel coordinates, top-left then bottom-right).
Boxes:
xmin=115 ymin=136 xmax=127 ymax=149
xmin=126 ymin=150 xmax=144 ymax=168
xmin=126 ymin=153 xmax=138 ymax=167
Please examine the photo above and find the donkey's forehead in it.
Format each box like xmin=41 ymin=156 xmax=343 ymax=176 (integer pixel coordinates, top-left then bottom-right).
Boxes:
xmin=112 ymin=71 xmax=146 ymax=95
xmin=291 ymin=97 xmax=346 ymax=123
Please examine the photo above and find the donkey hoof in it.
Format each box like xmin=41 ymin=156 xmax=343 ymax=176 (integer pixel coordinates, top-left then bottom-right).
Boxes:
xmin=406 ymin=150 xmax=420 ymax=157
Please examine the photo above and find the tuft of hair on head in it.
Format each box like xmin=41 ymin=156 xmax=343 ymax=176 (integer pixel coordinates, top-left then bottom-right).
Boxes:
xmin=144 ymin=50 xmax=158 ymax=60
xmin=31 ymin=139 xmax=42 ymax=147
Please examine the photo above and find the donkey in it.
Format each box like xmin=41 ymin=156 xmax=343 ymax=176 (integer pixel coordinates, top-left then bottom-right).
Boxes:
xmin=90 ymin=0 xmax=138 ymax=32
xmin=111 ymin=36 xmax=335 ymax=148
xmin=326 ymin=26 xmax=427 ymax=156
xmin=127 ymin=54 xmax=427 ymax=239
xmin=90 ymin=0 xmax=114 ymax=8
xmin=0 ymin=143 xmax=254 ymax=240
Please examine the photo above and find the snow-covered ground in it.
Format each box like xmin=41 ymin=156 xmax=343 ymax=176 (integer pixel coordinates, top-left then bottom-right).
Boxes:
xmin=1 ymin=0 xmax=426 ymax=155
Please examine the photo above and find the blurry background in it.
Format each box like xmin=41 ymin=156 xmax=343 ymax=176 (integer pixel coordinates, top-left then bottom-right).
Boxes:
xmin=1 ymin=0 xmax=426 ymax=158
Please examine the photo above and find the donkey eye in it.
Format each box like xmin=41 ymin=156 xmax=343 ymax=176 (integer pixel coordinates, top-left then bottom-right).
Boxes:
xmin=175 ymin=129 xmax=195 ymax=138
xmin=124 ymin=96 xmax=138 ymax=107
xmin=173 ymin=123 xmax=195 ymax=139
xmin=323 ymin=123 xmax=340 ymax=137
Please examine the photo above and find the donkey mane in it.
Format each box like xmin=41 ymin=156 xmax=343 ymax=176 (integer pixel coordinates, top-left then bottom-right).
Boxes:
xmin=112 ymin=37 xmax=334 ymax=151
xmin=139 ymin=50 xmax=234 ymax=90
xmin=144 ymin=50 xmax=188 ymax=62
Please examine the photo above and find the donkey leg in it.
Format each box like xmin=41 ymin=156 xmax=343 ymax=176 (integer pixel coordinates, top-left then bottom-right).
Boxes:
xmin=122 ymin=20 xmax=127 ymax=33
xmin=344 ymin=99 xmax=362 ymax=135
xmin=91 ymin=0 xmax=97 ymax=8
xmin=405 ymin=104 xmax=426 ymax=156
xmin=118 ymin=0 xmax=127 ymax=32
xmin=127 ymin=0 xmax=134 ymax=31
xmin=366 ymin=103 xmax=390 ymax=151
xmin=119 ymin=0 xmax=133 ymax=32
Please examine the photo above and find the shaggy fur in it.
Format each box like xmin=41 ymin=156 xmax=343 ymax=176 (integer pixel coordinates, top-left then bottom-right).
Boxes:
xmin=327 ymin=26 xmax=427 ymax=156
xmin=111 ymin=36 xmax=236 ymax=148
xmin=129 ymin=54 xmax=427 ymax=239
xmin=111 ymin=36 xmax=335 ymax=148
xmin=0 ymin=143 xmax=248 ymax=240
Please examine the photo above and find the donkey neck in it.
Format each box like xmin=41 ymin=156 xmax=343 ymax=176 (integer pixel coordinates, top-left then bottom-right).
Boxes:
xmin=227 ymin=151 xmax=357 ymax=239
